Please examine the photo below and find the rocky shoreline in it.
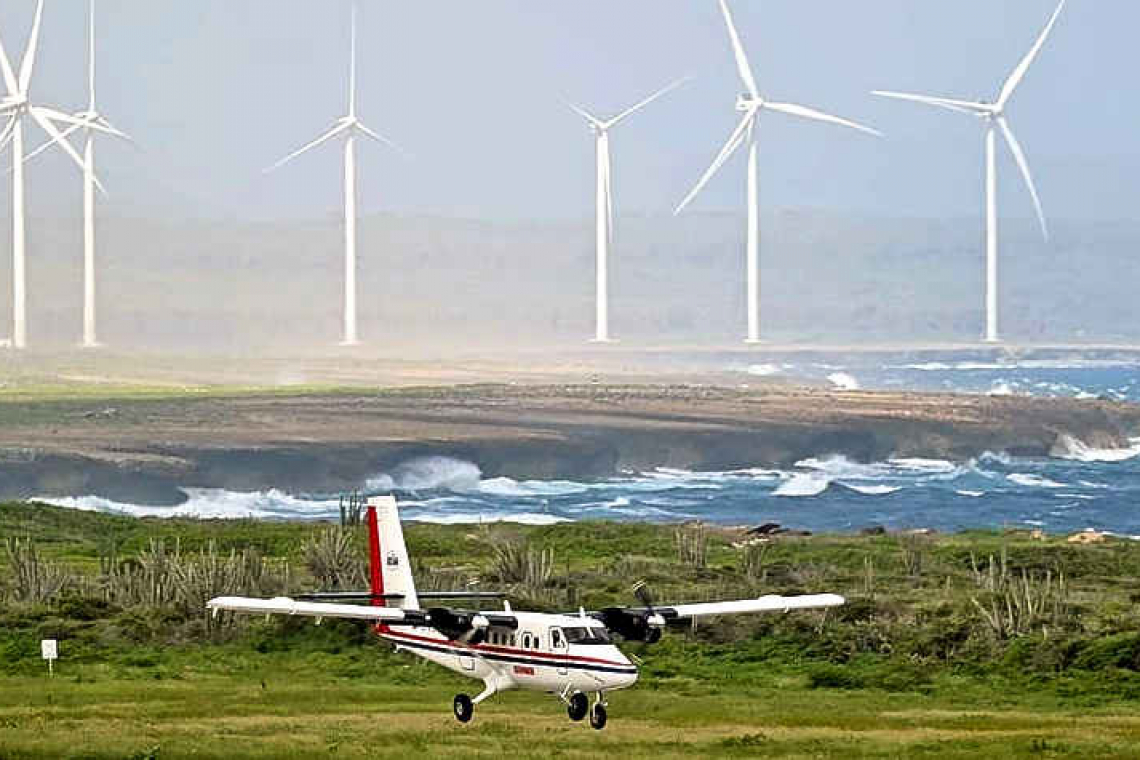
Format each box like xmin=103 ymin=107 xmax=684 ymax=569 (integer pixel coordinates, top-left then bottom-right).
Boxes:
xmin=2 ymin=384 xmax=1139 ymax=505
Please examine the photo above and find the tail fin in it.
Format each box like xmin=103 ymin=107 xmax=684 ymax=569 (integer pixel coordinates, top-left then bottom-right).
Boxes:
xmin=366 ymin=496 xmax=419 ymax=610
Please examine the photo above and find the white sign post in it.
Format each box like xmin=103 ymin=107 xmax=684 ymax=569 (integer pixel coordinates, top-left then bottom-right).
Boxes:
xmin=41 ymin=639 xmax=58 ymax=677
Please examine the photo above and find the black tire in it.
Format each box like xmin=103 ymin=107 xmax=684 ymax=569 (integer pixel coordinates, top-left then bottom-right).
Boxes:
xmin=589 ymin=703 xmax=608 ymax=731
xmin=453 ymin=693 xmax=474 ymax=723
xmin=567 ymin=692 xmax=589 ymax=722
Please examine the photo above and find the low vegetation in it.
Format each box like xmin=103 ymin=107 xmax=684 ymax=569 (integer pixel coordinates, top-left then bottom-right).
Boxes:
xmin=4 ymin=502 xmax=1140 ymax=757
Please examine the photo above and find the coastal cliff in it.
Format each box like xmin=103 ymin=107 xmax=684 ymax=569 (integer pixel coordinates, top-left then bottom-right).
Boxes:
xmin=2 ymin=384 xmax=1138 ymax=505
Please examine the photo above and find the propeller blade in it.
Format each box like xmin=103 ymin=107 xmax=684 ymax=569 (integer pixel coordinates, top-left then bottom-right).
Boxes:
xmin=606 ymin=76 xmax=692 ymax=129
xmin=568 ymin=101 xmax=604 ymax=129
xmin=266 ymin=122 xmax=348 ymax=172
xmin=674 ymin=109 xmax=756 ymax=216
xmin=0 ymin=31 xmax=18 ymax=94
xmin=18 ymin=0 xmax=45 ymax=93
xmin=871 ymin=90 xmax=988 ymax=116
xmin=764 ymin=101 xmax=881 ymax=137
xmin=998 ymin=116 xmax=1048 ymax=241
xmin=719 ymin=0 xmax=759 ymax=97
xmin=999 ymin=0 xmax=1066 ymax=108
xmin=29 ymin=107 xmax=106 ymax=194
xmin=355 ymin=121 xmax=411 ymax=159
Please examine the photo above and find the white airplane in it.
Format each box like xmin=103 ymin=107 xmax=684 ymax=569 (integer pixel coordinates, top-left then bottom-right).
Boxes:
xmin=208 ymin=497 xmax=844 ymax=730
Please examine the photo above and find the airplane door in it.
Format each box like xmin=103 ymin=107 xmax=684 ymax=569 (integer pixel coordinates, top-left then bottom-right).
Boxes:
xmin=550 ymin=628 xmax=568 ymax=676
xmin=459 ymin=652 xmax=476 ymax=672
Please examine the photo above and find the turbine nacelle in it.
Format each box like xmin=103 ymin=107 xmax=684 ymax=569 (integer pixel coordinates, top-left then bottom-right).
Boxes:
xmin=735 ymin=93 xmax=761 ymax=112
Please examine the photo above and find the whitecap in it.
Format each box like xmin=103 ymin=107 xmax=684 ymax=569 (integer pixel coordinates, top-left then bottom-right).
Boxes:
xmin=476 ymin=477 xmax=588 ymax=498
xmin=827 ymin=372 xmax=860 ymax=391
xmin=774 ymin=472 xmax=830 ymax=497
xmin=1050 ymin=434 xmax=1140 ymax=463
xmin=745 ymin=364 xmax=782 ymax=377
xmin=366 ymin=456 xmax=483 ymax=492
xmin=1008 ymin=473 xmax=1067 ymax=489
xmin=840 ymin=483 xmax=902 ymax=496
xmin=956 ymin=490 xmax=985 ymax=498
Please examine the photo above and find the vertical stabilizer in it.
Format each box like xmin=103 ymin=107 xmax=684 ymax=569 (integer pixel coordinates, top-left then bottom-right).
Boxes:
xmin=366 ymin=496 xmax=418 ymax=610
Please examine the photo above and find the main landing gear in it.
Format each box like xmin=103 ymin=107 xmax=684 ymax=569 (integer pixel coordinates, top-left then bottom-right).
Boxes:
xmin=453 ymin=681 xmax=499 ymax=724
xmin=562 ymin=689 xmax=608 ymax=730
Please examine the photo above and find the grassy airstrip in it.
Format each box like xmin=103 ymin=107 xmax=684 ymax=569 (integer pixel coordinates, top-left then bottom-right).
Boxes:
xmin=4 ymin=502 xmax=1140 ymax=758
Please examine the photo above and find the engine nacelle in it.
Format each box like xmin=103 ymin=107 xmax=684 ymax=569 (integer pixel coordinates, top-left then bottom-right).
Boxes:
xmin=597 ymin=607 xmax=668 ymax=644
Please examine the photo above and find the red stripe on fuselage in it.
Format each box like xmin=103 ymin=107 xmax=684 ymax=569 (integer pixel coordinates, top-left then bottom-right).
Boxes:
xmin=378 ymin=628 xmax=631 ymax=669
xmin=366 ymin=506 xmax=384 ymax=606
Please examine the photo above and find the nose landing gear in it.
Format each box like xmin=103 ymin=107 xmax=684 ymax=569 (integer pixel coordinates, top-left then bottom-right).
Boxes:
xmin=589 ymin=692 xmax=608 ymax=731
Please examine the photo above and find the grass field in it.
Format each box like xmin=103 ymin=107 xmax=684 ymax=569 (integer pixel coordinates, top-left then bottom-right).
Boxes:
xmin=4 ymin=503 xmax=1140 ymax=758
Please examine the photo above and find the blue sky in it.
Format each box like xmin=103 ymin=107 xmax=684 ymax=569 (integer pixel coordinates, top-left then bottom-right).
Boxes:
xmin=0 ymin=0 xmax=1135 ymax=223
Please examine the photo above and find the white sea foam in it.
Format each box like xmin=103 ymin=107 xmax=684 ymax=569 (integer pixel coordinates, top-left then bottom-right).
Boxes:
xmin=366 ymin=456 xmax=483 ymax=492
xmin=774 ymin=473 xmax=830 ymax=497
xmin=1050 ymin=434 xmax=1140 ymax=463
xmin=403 ymin=511 xmax=570 ymax=526
xmin=38 ymin=489 xmax=340 ymax=521
xmin=827 ymin=372 xmax=860 ymax=391
xmin=896 ymin=360 xmax=1138 ymax=372
xmin=1008 ymin=473 xmax=1067 ymax=489
xmin=841 ymin=484 xmax=902 ymax=496
xmin=956 ymin=490 xmax=985 ymax=498
xmin=477 ymin=477 xmax=588 ymax=498
xmin=745 ymin=364 xmax=782 ymax=377
xmin=988 ymin=380 xmax=1017 ymax=397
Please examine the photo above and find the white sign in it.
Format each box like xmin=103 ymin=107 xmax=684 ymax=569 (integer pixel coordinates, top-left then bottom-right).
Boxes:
xmin=41 ymin=640 xmax=57 ymax=660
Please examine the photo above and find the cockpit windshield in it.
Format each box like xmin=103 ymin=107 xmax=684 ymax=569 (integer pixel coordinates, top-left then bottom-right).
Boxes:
xmin=562 ymin=626 xmax=612 ymax=645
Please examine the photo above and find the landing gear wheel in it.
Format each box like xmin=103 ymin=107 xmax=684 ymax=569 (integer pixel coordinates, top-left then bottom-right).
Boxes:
xmin=567 ymin=692 xmax=589 ymax=722
xmin=453 ymin=693 xmax=474 ymax=723
xmin=589 ymin=703 xmax=608 ymax=731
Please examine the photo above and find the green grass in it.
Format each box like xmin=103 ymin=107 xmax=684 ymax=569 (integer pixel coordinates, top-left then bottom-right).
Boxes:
xmin=5 ymin=502 xmax=1140 ymax=758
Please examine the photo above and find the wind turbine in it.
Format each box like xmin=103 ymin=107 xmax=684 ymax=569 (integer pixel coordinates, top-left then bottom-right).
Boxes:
xmin=23 ymin=0 xmax=130 ymax=348
xmin=675 ymin=0 xmax=879 ymax=345
xmin=570 ymin=78 xmax=688 ymax=343
xmin=873 ymin=0 xmax=1065 ymax=344
xmin=268 ymin=3 xmax=401 ymax=347
xmin=1 ymin=0 xmax=101 ymax=350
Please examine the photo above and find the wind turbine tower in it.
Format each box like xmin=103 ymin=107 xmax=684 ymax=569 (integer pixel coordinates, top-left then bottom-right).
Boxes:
xmin=269 ymin=3 xmax=401 ymax=346
xmin=570 ymin=78 xmax=687 ymax=343
xmin=873 ymin=0 xmax=1065 ymax=344
xmin=675 ymin=0 xmax=879 ymax=344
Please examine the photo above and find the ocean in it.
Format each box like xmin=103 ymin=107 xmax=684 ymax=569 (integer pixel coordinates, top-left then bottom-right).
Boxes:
xmin=38 ymin=357 xmax=1140 ymax=536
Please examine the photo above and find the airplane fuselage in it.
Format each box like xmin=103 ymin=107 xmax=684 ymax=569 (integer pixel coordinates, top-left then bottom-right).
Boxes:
xmin=378 ymin=611 xmax=639 ymax=697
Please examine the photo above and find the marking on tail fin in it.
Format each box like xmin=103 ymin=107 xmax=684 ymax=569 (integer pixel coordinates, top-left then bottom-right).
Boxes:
xmin=367 ymin=506 xmax=384 ymax=605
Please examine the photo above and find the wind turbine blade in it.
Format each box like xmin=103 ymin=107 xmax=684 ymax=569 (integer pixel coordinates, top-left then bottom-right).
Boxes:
xmin=348 ymin=2 xmax=357 ymax=117
xmin=266 ymin=123 xmax=348 ymax=172
xmin=18 ymin=0 xmax=45 ymax=93
xmin=29 ymin=107 xmax=106 ymax=193
xmin=607 ymin=76 xmax=692 ymax=129
xmin=88 ymin=0 xmax=97 ymax=110
xmin=0 ymin=117 xmax=16 ymax=152
xmin=871 ymin=90 xmax=988 ymax=115
xmin=21 ymin=121 xmax=84 ymax=165
xmin=719 ymin=0 xmax=759 ymax=97
xmin=355 ymin=122 xmax=411 ymax=158
xmin=568 ymin=102 xmax=604 ymax=128
xmin=999 ymin=0 xmax=1066 ymax=108
xmin=765 ymin=102 xmax=881 ymax=136
xmin=674 ymin=109 xmax=755 ymax=216
xmin=0 ymin=32 xmax=18 ymax=94
xmin=96 ymin=115 xmax=132 ymax=142
xmin=998 ymin=116 xmax=1048 ymax=241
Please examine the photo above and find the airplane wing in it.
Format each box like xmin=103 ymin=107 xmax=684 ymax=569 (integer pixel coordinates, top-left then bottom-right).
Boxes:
xmin=660 ymin=593 xmax=845 ymax=619
xmin=207 ymin=596 xmax=411 ymax=622
xmin=593 ymin=593 xmax=845 ymax=642
xmin=207 ymin=596 xmax=518 ymax=641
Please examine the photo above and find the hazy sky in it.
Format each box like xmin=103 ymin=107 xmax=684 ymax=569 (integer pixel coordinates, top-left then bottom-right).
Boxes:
xmin=1 ymin=0 xmax=1136 ymax=225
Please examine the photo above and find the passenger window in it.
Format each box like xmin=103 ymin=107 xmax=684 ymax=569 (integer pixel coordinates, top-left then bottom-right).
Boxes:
xmin=522 ymin=633 xmax=532 ymax=649
xmin=550 ymin=628 xmax=565 ymax=649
